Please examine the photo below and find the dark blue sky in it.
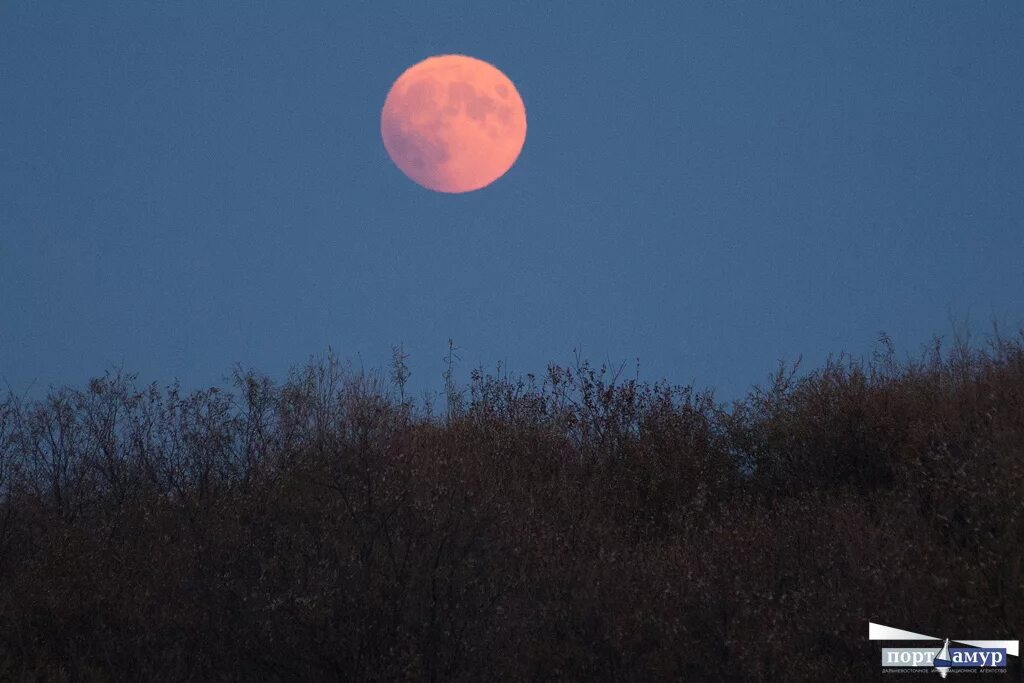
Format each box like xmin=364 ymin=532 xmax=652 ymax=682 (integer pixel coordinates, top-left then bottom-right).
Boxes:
xmin=2 ymin=2 xmax=1022 ymax=400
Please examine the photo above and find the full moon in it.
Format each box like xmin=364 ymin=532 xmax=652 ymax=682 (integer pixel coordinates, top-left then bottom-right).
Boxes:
xmin=381 ymin=55 xmax=527 ymax=193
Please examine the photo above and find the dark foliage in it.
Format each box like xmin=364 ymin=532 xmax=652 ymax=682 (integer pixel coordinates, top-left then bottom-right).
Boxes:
xmin=0 ymin=334 xmax=1021 ymax=680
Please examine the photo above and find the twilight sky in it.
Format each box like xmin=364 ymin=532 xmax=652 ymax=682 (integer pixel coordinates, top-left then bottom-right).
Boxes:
xmin=1 ymin=2 xmax=1022 ymax=400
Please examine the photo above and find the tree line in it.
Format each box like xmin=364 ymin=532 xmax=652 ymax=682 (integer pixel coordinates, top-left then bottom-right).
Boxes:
xmin=0 ymin=333 xmax=1021 ymax=680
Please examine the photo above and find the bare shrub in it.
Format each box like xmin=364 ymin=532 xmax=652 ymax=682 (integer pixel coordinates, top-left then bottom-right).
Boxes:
xmin=0 ymin=333 xmax=1021 ymax=679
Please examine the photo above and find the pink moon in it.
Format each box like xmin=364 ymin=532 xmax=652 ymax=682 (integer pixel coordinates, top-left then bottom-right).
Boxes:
xmin=381 ymin=55 xmax=527 ymax=193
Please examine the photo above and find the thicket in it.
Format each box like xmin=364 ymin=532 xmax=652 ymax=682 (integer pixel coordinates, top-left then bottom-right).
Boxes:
xmin=0 ymin=334 xmax=1021 ymax=680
